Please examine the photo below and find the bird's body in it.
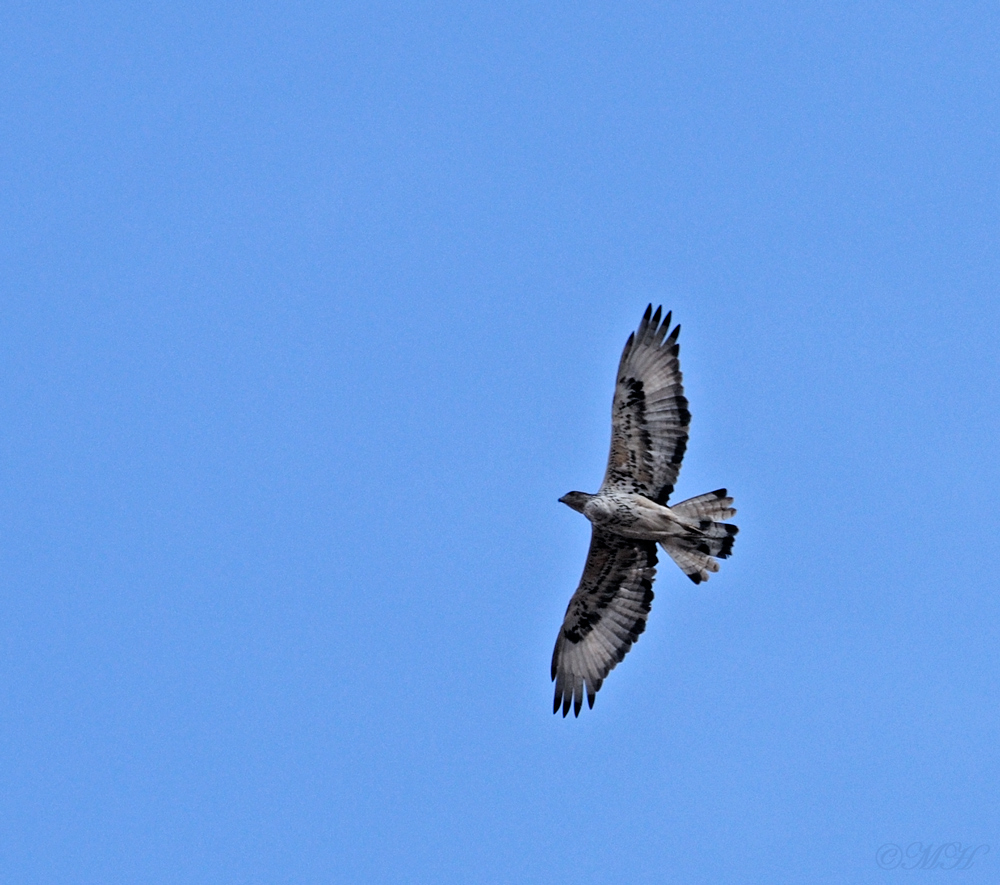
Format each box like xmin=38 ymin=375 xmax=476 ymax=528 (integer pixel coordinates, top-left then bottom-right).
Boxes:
xmin=564 ymin=491 xmax=695 ymax=540
xmin=552 ymin=306 xmax=738 ymax=717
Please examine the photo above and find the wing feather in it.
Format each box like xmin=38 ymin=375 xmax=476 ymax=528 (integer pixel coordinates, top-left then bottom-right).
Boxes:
xmin=600 ymin=305 xmax=690 ymax=503
xmin=551 ymin=529 xmax=657 ymax=716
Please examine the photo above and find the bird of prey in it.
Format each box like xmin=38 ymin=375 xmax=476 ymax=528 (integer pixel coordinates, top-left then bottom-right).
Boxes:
xmin=552 ymin=305 xmax=738 ymax=716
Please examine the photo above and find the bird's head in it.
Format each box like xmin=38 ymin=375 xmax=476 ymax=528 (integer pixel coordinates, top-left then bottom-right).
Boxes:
xmin=558 ymin=491 xmax=592 ymax=513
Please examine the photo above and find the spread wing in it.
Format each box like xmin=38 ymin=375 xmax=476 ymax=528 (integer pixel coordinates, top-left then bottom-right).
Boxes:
xmin=600 ymin=305 xmax=690 ymax=504
xmin=551 ymin=530 xmax=657 ymax=716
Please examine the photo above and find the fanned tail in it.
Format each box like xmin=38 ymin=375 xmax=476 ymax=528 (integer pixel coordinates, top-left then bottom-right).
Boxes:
xmin=663 ymin=489 xmax=738 ymax=584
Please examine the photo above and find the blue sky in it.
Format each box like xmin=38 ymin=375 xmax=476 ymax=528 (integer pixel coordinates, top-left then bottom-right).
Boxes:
xmin=3 ymin=2 xmax=999 ymax=882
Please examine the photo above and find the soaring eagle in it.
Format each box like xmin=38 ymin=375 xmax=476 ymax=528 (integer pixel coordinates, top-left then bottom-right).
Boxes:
xmin=552 ymin=305 xmax=738 ymax=716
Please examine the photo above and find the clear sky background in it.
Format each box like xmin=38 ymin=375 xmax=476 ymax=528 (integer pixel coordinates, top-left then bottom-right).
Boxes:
xmin=3 ymin=2 xmax=999 ymax=883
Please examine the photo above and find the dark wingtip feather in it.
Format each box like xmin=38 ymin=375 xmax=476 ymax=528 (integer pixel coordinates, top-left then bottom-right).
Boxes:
xmin=619 ymin=330 xmax=636 ymax=363
xmin=688 ymin=572 xmax=703 ymax=584
xmin=636 ymin=306 xmax=652 ymax=341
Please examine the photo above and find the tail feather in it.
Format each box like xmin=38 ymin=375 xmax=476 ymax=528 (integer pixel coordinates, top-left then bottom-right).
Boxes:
xmin=664 ymin=490 xmax=738 ymax=583
xmin=694 ymin=521 xmax=738 ymax=558
xmin=662 ymin=544 xmax=719 ymax=584
xmin=671 ymin=488 xmax=736 ymax=522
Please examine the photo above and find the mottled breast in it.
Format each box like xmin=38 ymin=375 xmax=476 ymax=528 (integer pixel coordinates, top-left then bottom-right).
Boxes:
xmin=583 ymin=493 xmax=640 ymax=529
